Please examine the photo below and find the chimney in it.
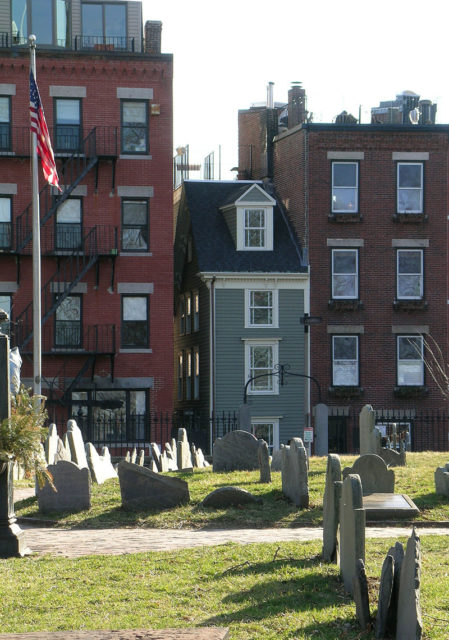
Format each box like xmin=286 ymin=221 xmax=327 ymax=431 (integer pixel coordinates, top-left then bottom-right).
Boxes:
xmin=288 ymin=82 xmax=306 ymax=129
xmin=267 ymin=82 xmax=274 ymax=109
xmin=145 ymin=21 xmax=162 ymax=54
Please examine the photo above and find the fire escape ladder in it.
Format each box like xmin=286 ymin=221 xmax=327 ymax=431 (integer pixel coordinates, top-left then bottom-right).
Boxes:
xmin=61 ymin=355 xmax=97 ymax=405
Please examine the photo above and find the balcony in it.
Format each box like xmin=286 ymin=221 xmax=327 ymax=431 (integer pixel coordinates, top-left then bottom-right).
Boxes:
xmin=1 ymin=33 xmax=143 ymax=53
xmin=17 ymin=323 xmax=116 ymax=356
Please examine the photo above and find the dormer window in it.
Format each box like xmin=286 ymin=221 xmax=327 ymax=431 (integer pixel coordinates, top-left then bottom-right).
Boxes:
xmin=244 ymin=209 xmax=266 ymax=248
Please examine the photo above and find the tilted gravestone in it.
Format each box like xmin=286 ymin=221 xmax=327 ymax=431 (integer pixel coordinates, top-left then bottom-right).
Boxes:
xmin=44 ymin=423 xmax=59 ymax=465
xmin=37 ymin=460 xmax=91 ymax=513
xmin=66 ymin=420 xmax=88 ymax=469
xmin=258 ymin=440 xmax=271 ymax=483
xmin=322 ymin=453 xmax=342 ymax=563
xmin=353 ymin=558 xmax=371 ymax=630
xmin=434 ymin=463 xmax=449 ymax=497
xmin=117 ymin=461 xmax=190 ymax=510
xmin=375 ymin=542 xmax=404 ymax=640
xmin=343 ymin=454 xmax=395 ymax=495
xmin=164 ymin=442 xmax=178 ymax=470
xmin=359 ymin=404 xmax=381 ymax=456
xmin=130 ymin=448 xmax=137 ymax=464
xmin=177 ymin=428 xmax=193 ymax=470
xmin=338 ymin=473 xmax=365 ymax=596
xmin=85 ymin=443 xmax=117 ymax=484
xmin=150 ymin=443 xmax=162 ymax=471
xmin=281 ymin=438 xmax=309 ymax=508
xmin=55 ymin=437 xmax=71 ymax=463
xmin=396 ymin=529 xmax=422 ymax=640
xmin=213 ymin=430 xmax=260 ymax=472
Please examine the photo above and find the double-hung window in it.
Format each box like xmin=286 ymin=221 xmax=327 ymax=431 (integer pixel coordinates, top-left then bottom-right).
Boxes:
xmin=179 ymin=295 xmax=185 ymax=335
xmin=185 ymin=294 xmax=192 ymax=333
xmin=397 ymin=249 xmax=423 ymax=299
xmin=177 ymin=352 xmax=183 ymax=400
xmin=397 ymin=335 xmax=424 ymax=386
xmin=55 ymin=98 xmax=81 ymax=152
xmin=0 ymin=197 xmax=11 ymax=249
xmin=121 ymin=200 xmax=149 ymax=251
xmin=55 ymin=295 xmax=82 ymax=348
xmin=0 ymin=97 xmax=11 ymax=151
xmin=245 ymin=340 xmax=279 ymax=394
xmin=56 ymin=198 xmax=82 ymax=250
xmin=193 ymin=292 xmax=199 ymax=332
xmin=397 ymin=163 xmax=423 ymax=213
xmin=251 ymin=420 xmax=279 ymax=453
xmin=121 ymin=100 xmax=148 ymax=154
xmin=186 ymin=350 xmax=192 ymax=400
xmin=332 ymin=162 xmax=358 ymax=213
xmin=332 ymin=335 xmax=359 ymax=386
xmin=121 ymin=295 xmax=149 ymax=348
xmin=244 ymin=209 xmax=266 ymax=248
xmin=332 ymin=249 xmax=358 ymax=299
xmin=193 ymin=347 xmax=200 ymax=399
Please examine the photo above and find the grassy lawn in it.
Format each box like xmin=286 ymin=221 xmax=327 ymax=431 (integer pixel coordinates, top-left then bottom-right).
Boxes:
xmin=1 ymin=535 xmax=448 ymax=639
xmin=14 ymin=451 xmax=449 ymax=528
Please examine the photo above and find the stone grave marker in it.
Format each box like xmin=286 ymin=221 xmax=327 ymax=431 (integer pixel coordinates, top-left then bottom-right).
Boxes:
xmin=213 ymin=430 xmax=260 ymax=472
xmin=338 ymin=473 xmax=365 ymax=596
xmin=434 ymin=462 xmax=449 ymax=497
xmin=396 ymin=528 xmax=422 ymax=640
xmin=66 ymin=419 xmax=88 ymax=469
xmin=380 ymin=447 xmax=406 ymax=467
xmin=150 ymin=442 xmax=162 ymax=471
xmin=117 ymin=461 xmax=190 ymax=510
xmin=281 ymin=438 xmax=308 ymax=507
xmin=37 ymin=460 xmax=91 ymax=513
xmin=55 ymin=437 xmax=71 ymax=463
xmin=343 ymin=454 xmax=395 ymax=495
xmin=44 ymin=423 xmax=59 ymax=465
xmin=359 ymin=404 xmax=381 ymax=456
xmin=85 ymin=443 xmax=117 ymax=484
xmin=164 ymin=443 xmax=178 ymax=471
xmin=270 ymin=449 xmax=282 ymax=472
xmin=353 ymin=558 xmax=371 ymax=630
xmin=130 ymin=448 xmax=137 ymax=464
xmin=138 ymin=450 xmax=145 ymax=466
xmin=375 ymin=552 xmax=394 ymax=639
xmin=322 ymin=453 xmax=342 ymax=563
xmin=258 ymin=440 xmax=271 ymax=483
xmin=125 ymin=451 xmax=131 ymax=463
xmin=177 ymin=428 xmax=193 ymax=470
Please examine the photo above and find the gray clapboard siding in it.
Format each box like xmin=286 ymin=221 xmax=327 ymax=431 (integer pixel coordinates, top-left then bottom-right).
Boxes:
xmin=0 ymin=0 xmax=10 ymax=38
xmin=127 ymin=1 xmax=142 ymax=49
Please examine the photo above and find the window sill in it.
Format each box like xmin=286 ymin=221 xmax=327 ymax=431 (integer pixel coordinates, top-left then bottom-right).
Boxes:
xmin=119 ymin=154 xmax=152 ymax=160
xmin=328 ymin=213 xmax=363 ymax=223
xmin=392 ymin=213 xmax=428 ymax=223
xmin=393 ymin=385 xmax=429 ymax=398
xmin=119 ymin=252 xmax=153 ymax=257
xmin=119 ymin=348 xmax=152 ymax=353
xmin=328 ymin=299 xmax=364 ymax=311
xmin=393 ymin=299 xmax=428 ymax=312
xmin=328 ymin=385 xmax=363 ymax=398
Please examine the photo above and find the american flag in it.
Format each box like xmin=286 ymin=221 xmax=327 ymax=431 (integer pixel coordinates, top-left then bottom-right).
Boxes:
xmin=29 ymin=70 xmax=61 ymax=191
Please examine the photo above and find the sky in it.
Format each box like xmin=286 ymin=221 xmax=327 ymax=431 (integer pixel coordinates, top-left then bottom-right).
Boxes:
xmin=142 ymin=0 xmax=449 ymax=180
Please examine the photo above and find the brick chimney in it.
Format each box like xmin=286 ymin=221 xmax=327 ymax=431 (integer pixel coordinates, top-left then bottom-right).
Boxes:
xmin=288 ymin=83 xmax=306 ymax=129
xmin=145 ymin=21 xmax=162 ymax=54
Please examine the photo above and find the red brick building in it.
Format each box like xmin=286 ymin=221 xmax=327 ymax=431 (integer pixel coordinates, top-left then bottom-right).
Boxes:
xmin=0 ymin=1 xmax=173 ymax=450
xmin=238 ymin=86 xmax=449 ymax=452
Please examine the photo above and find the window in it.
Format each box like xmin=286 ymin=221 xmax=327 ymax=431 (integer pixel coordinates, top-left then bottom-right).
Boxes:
xmin=245 ymin=209 xmax=266 ymax=248
xmin=397 ymin=335 xmax=424 ymax=386
xmin=55 ymin=99 xmax=81 ymax=152
xmin=121 ymin=295 xmax=148 ymax=348
xmin=193 ymin=291 xmax=199 ymax=332
xmin=56 ymin=198 xmax=82 ymax=250
xmin=0 ymin=294 xmax=12 ymax=335
xmin=186 ymin=350 xmax=192 ymax=400
xmin=121 ymin=200 xmax=148 ymax=251
xmin=185 ymin=294 xmax=192 ymax=333
xmin=121 ymin=101 xmax=148 ymax=154
xmin=397 ymin=249 xmax=423 ymax=299
xmin=332 ymin=249 xmax=358 ymax=299
xmin=0 ymin=97 xmax=11 ymax=151
xmin=332 ymin=162 xmax=358 ymax=213
xmin=55 ymin=295 xmax=82 ymax=347
xmin=12 ymin=0 xmax=68 ymax=46
xmin=193 ymin=347 xmax=200 ymax=399
xmin=179 ymin=295 xmax=185 ymax=335
xmin=177 ymin=352 xmax=183 ymax=400
xmin=251 ymin=420 xmax=279 ymax=453
xmin=245 ymin=340 xmax=279 ymax=394
xmin=397 ymin=163 xmax=423 ymax=213
xmin=0 ymin=198 xmax=11 ymax=249
xmin=332 ymin=335 xmax=359 ymax=386
xmin=81 ymin=2 xmax=127 ymax=48
xmin=246 ymin=289 xmax=278 ymax=327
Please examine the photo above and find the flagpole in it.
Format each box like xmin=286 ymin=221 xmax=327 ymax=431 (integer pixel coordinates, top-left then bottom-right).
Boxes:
xmin=29 ymin=34 xmax=41 ymax=397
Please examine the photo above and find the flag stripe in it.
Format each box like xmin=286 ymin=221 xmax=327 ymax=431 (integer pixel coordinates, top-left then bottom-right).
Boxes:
xmin=29 ymin=70 xmax=61 ymax=191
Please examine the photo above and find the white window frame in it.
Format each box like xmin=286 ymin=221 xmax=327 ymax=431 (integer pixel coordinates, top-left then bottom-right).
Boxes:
xmin=331 ymin=249 xmax=358 ymax=299
xmin=397 ymin=162 xmax=423 ymax=213
xmin=397 ymin=335 xmax=424 ymax=386
xmin=397 ymin=249 xmax=424 ymax=300
xmin=177 ymin=352 xmax=183 ymax=400
xmin=193 ymin=346 xmax=200 ymax=400
xmin=186 ymin=350 xmax=192 ymax=400
xmin=193 ymin=291 xmax=199 ymax=332
xmin=236 ymin=205 xmax=273 ymax=251
xmin=245 ymin=289 xmax=279 ymax=328
xmin=332 ymin=161 xmax=359 ymax=213
xmin=185 ymin=293 xmax=192 ymax=334
xmin=179 ymin=295 xmax=185 ymax=335
xmin=332 ymin=335 xmax=359 ymax=386
xmin=244 ymin=339 xmax=279 ymax=395
xmin=251 ymin=418 xmax=280 ymax=453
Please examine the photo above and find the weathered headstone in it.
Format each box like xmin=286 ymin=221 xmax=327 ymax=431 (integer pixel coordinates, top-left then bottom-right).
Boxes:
xmin=150 ymin=442 xmax=162 ymax=471
xmin=387 ymin=541 xmax=405 ymax=636
xmin=270 ymin=449 xmax=283 ymax=472
xmin=191 ymin=444 xmax=207 ymax=468
xmin=380 ymin=447 xmax=406 ymax=467
xmin=281 ymin=438 xmax=308 ymax=507
xmin=322 ymin=453 xmax=342 ymax=563
xmin=138 ymin=450 xmax=145 ymax=466
xmin=37 ymin=460 xmax=91 ymax=513
xmin=55 ymin=437 xmax=71 ymax=463
xmin=375 ymin=553 xmax=395 ymax=639
xmin=177 ymin=428 xmax=193 ymax=470
xmin=85 ymin=443 xmax=117 ymax=484
xmin=164 ymin=443 xmax=178 ymax=470
xmin=130 ymin=448 xmax=137 ymax=464
xmin=213 ymin=430 xmax=260 ymax=472
xmin=149 ymin=458 xmax=159 ymax=473
xmin=360 ymin=404 xmax=381 ymax=456
xmin=258 ymin=440 xmax=271 ymax=483
xmin=44 ymin=423 xmax=59 ymax=465
xmin=314 ymin=402 xmax=329 ymax=456
xmin=343 ymin=454 xmax=395 ymax=495
xmin=125 ymin=451 xmax=131 ymax=463
xmin=396 ymin=529 xmax=422 ymax=640
xmin=338 ymin=473 xmax=365 ymax=596
xmin=66 ymin=419 xmax=88 ymax=469
xmin=353 ymin=558 xmax=371 ymax=630
xmin=202 ymin=486 xmax=262 ymax=508
xmin=117 ymin=461 xmax=189 ymax=510
xmin=434 ymin=463 xmax=449 ymax=497
xmin=159 ymin=451 xmax=169 ymax=472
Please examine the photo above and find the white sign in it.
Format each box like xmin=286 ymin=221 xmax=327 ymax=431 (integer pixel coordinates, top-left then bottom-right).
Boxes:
xmin=303 ymin=427 xmax=314 ymax=443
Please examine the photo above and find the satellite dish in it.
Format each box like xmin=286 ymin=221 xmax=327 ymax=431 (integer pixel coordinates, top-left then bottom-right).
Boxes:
xmin=409 ymin=108 xmax=420 ymax=124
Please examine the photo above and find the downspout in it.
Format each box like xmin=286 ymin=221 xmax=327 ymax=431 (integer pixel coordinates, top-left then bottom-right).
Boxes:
xmin=304 ymin=127 xmax=311 ymax=428
xmin=209 ymin=275 xmax=216 ymax=454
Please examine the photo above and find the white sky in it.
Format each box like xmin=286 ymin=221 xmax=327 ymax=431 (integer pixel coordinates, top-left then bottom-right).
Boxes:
xmin=142 ymin=0 xmax=448 ymax=180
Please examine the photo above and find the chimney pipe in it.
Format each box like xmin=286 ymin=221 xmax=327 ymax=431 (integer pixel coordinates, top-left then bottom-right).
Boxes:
xmin=267 ymin=82 xmax=274 ymax=109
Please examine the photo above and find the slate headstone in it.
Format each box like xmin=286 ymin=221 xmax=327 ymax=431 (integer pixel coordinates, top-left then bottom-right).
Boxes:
xmin=177 ymin=428 xmax=193 ymax=470
xmin=150 ymin=442 xmax=162 ymax=471
xmin=387 ymin=541 xmax=405 ymax=636
xmin=85 ymin=443 xmax=117 ymax=484
xmin=353 ymin=558 xmax=371 ymax=630
xmin=338 ymin=473 xmax=365 ymax=596
xmin=281 ymin=438 xmax=309 ymax=507
xmin=130 ymin=448 xmax=137 ymax=464
xmin=55 ymin=437 xmax=71 ymax=463
xmin=213 ymin=430 xmax=260 ymax=472
xmin=359 ymin=404 xmax=381 ymax=456
xmin=258 ymin=440 xmax=271 ymax=483
xmin=322 ymin=453 xmax=342 ymax=563
xmin=375 ymin=553 xmax=394 ymax=639
xmin=37 ymin=460 xmax=91 ymax=513
xmin=270 ymin=449 xmax=283 ymax=471
xmin=380 ymin=447 xmax=406 ymax=467
xmin=343 ymin=454 xmax=395 ymax=495
xmin=117 ymin=461 xmax=189 ymax=510
xmin=434 ymin=463 xmax=449 ymax=497
xmin=138 ymin=450 xmax=145 ymax=466
xmin=44 ymin=423 xmax=59 ymax=465
xmin=396 ymin=529 xmax=422 ymax=640
xmin=66 ymin=419 xmax=88 ymax=469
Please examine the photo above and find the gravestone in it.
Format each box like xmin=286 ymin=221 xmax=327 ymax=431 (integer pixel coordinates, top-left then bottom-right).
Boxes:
xmin=164 ymin=443 xmax=178 ymax=471
xmin=396 ymin=529 xmax=422 ymax=640
xmin=85 ymin=443 xmax=117 ymax=484
xmin=338 ymin=473 xmax=365 ymax=596
xmin=202 ymin=486 xmax=262 ymax=508
xmin=37 ymin=460 xmax=91 ymax=513
xmin=281 ymin=438 xmax=309 ymax=508
xmin=177 ymin=428 xmax=193 ymax=470
xmin=150 ymin=442 xmax=162 ymax=472
xmin=44 ymin=423 xmax=59 ymax=465
xmin=149 ymin=458 xmax=159 ymax=473
xmin=353 ymin=558 xmax=371 ymax=630
xmin=160 ymin=451 xmax=170 ymax=472
xmin=258 ymin=440 xmax=271 ymax=483
xmin=125 ymin=451 xmax=131 ymax=463
xmin=66 ymin=419 xmax=88 ymax=469
xmin=375 ymin=542 xmax=404 ymax=639
xmin=270 ymin=449 xmax=283 ymax=472
xmin=434 ymin=463 xmax=449 ymax=497
xmin=117 ymin=461 xmax=189 ymax=510
xmin=138 ymin=450 xmax=145 ymax=466
xmin=213 ymin=430 xmax=260 ymax=472
xmin=322 ymin=453 xmax=342 ymax=563
xmin=359 ymin=404 xmax=381 ymax=456
xmin=343 ymin=454 xmax=395 ymax=495
xmin=314 ymin=402 xmax=329 ymax=456
xmin=130 ymin=448 xmax=137 ymax=464
xmin=380 ymin=447 xmax=406 ymax=467
xmin=55 ymin=437 xmax=71 ymax=463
